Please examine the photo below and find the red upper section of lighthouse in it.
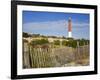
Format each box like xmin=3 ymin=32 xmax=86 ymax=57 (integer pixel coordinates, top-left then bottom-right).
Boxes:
xmin=68 ymin=18 xmax=72 ymax=32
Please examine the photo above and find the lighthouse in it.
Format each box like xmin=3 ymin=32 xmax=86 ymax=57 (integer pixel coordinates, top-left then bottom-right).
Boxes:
xmin=68 ymin=17 xmax=72 ymax=38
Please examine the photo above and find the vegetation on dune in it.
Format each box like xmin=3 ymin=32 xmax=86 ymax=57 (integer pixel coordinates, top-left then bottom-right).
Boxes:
xmin=53 ymin=39 xmax=89 ymax=48
xmin=31 ymin=39 xmax=49 ymax=45
xmin=23 ymin=32 xmax=89 ymax=48
xmin=54 ymin=40 xmax=60 ymax=45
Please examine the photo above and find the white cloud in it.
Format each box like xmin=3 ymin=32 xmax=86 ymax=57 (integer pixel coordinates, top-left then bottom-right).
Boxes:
xmin=23 ymin=20 xmax=89 ymax=38
xmin=23 ymin=20 xmax=66 ymax=34
xmin=72 ymin=22 xmax=89 ymax=28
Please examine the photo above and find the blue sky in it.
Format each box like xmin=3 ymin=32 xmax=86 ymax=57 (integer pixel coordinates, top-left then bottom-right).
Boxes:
xmin=22 ymin=11 xmax=90 ymax=39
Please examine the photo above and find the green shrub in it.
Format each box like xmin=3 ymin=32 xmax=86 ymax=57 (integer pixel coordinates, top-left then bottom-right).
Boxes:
xmin=54 ymin=40 xmax=60 ymax=45
xmin=31 ymin=39 xmax=49 ymax=45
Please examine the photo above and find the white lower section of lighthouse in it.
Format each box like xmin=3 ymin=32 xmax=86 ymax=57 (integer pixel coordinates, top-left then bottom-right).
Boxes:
xmin=68 ymin=31 xmax=72 ymax=37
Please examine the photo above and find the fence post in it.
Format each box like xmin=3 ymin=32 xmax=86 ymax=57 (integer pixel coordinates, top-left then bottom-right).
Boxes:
xmin=60 ymin=39 xmax=62 ymax=47
xmin=77 ymin=41 xmax=80 ymax=61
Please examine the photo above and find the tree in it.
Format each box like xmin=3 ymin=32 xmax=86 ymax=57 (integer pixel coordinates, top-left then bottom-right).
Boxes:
xmin=23 ymin=32 xmax=31 ymax=38
xmin=62 ymin=36 xmax=66 ymax=39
